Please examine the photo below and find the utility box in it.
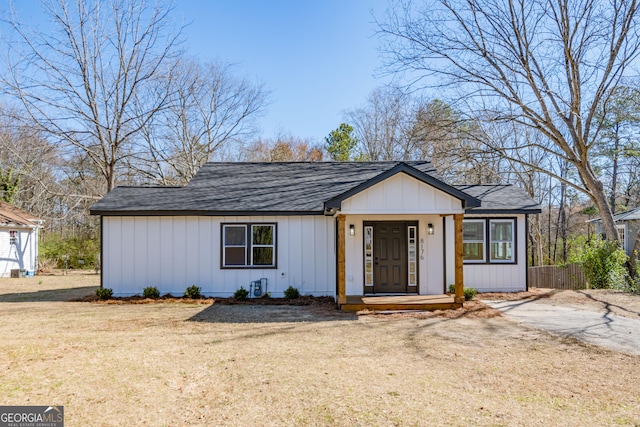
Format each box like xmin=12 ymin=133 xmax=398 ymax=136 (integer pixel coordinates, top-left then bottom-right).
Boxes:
xmin=10 ymin=269 xmax=26 ymax=278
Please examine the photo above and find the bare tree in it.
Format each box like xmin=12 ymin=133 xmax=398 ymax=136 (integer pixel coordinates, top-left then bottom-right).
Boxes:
xmin=132 ymin=59 xmax=269 ymax=185
xmin=594 ymin=85 xmax=640 ymax=212
xmin=2 ymin=0 xmax=183 ymax=192
xmin=242 ymin=135 xmax=324 ymax=162
xmin=346 ymin=86 xmax=412 ymax=161
xmin=379 ymin=0 xmax=640 ymax=242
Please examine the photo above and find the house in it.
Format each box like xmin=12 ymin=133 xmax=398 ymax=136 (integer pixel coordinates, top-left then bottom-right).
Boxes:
xmin=90 ymin=161 xmax=541 ymax=309
xmin=0 ymin=201 xmax=42 ymax=277
xmin=591 ymin=206 xmax=640 ymax=258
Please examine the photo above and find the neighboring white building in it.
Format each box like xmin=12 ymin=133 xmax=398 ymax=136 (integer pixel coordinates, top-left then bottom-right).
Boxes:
xmin=0 ymin=201 xmax=42 ymax=277
xmin=90 ymin=162 xmax=541 ymax=307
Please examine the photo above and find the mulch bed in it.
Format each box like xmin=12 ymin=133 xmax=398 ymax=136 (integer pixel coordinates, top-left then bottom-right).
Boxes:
xmin=214 ymin=295 xmax=336 ymax=306
xmin=72 ymin=294 xmax=214 ymax=304
xmin=72 ymin=293 xmax=336 ymax=307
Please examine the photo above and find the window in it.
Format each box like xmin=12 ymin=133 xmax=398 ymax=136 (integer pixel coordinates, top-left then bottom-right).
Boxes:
xmin=617 ymin=224 xmax=627 ymax=253
xmin=364 ymin=226 xmax=373 ymax=287
xmin=9 ymin=230 xmax=17 ymax=245
xmin=222 ymin=224 xmax=276 ymax=268
xmin=490 ymin=220 xmax=514 ymax=262
xmin=463 ymin=220 xmax=485 ymax=262
xmin=463 ymin=218 xmax=516 ymax=264
xmin=408 ymin=226 xmax=417 ymax=287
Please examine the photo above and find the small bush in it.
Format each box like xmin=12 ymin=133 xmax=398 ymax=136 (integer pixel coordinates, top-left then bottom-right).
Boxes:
xmin=448 ymin=284 xmax=455 ymax=294
xmin=234 ymin=286 xmax=249 ymax=300
xmin=184 ymin=285 xmax=202 ymax=299
xmin=96 ymin=288 xmax=113 ymax=300
xmin=143 ymin=286 xmax=160 ymax=299
xmin=284 ymin=286 xmax=300 ymax=300
xmin=464 ymin=288 xmax=477 ymax=301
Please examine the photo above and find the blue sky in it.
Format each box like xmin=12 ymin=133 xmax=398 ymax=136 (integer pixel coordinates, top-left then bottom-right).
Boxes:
xmin=172 ymin=1 xmax=393 ymax=142
xmin=7 ymin=0 xmax=394 ymax=143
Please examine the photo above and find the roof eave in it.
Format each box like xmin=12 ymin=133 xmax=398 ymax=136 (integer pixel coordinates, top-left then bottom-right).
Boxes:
xmin=90 ymin=209 xmax=325 ymax=217
xmin=465 ymin=208 xmax=542 ymax=214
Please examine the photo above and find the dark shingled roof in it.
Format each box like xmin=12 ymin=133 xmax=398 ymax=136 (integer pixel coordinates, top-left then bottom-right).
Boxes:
xmin=90 ymin=162 xmax=540 ymax=216
xmin=457 ymin=185 xmax=542 ymax=214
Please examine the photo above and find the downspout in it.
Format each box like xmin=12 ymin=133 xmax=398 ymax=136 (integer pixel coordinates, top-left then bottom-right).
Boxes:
xmin=525 ymin=214 xmax=529 ymax=292
xmin=442 ymin=216 xmax=447 ymax=293
xmin=334 ymin=215 xmax=338 ymax=302
xmin=100 ymin=216 xmax=104 ymax=290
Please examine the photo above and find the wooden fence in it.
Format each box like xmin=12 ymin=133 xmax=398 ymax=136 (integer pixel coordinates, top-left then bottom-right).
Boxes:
xmin=528 ymin=264 xmax=587 ymax=290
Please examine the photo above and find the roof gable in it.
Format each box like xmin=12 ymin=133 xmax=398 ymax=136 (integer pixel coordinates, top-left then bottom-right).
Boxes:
xmin=339 ymin=171 xmax=466 ymax=214
xmin=325 ymin=162 xmax=480 ymax=210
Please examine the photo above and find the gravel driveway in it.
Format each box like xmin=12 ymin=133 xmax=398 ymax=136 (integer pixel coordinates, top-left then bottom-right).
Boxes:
xmin=484 ymin=298 xmax=640 ymax=355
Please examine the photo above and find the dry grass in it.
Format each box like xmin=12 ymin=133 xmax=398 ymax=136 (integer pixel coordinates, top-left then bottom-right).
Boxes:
xmin=1 ymin=274 xmax=640 ymax=426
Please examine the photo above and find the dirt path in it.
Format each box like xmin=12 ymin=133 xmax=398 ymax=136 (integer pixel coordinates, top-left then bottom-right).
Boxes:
xmin=485 ymin=298 xmax=640 ymax=355
xmin=481 ymin=288 xmax=640 ymax=320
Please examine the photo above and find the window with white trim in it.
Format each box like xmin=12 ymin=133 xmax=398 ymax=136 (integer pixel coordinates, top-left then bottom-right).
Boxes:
xmin=9 ymin=230 xmax=17 ymax=245
xmin=489 ymin=219 xmax=514 ymax=262
xmin=408 ymin=225 xmax=417 ymax=287
xmin=463 ymin=220 xmax=485 ymax=262
xmin=222 ymin=224 xmax=276 ymax=268
xmin=364 ymin=226 xmax=373 ymax=287
xmin=617 ymin=224 xmax=627 ymax=253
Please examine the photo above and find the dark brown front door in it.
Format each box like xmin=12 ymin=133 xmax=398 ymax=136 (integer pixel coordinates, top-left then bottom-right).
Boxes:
xmin=373 ymin=222 xmax=407 ymax=293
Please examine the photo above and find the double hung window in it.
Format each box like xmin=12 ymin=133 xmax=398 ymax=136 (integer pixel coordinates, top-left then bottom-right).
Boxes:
xmin=463 ymin=219 xmax=515 ymax=264
xmin=462 ymin=220 xmax=485 ymax=262
xmin=222 ymin=224 xmax=276 ymax=268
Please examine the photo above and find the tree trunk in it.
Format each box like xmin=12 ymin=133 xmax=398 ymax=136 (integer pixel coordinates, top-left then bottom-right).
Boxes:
xmin=579 ymin=165 xmax=620 ymax=242
xmin=560 ymin=180 xmax=567 ymax=264
xmin=609 ymin=126 xmax=620 ymax=213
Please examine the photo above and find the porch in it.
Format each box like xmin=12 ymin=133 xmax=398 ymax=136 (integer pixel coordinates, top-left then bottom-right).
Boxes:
xmin=340 ymin=294 xmax=462 ymax=312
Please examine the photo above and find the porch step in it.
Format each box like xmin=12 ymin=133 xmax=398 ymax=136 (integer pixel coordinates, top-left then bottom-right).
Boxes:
xmin=340 ymin=295 xmax=462 ymax=312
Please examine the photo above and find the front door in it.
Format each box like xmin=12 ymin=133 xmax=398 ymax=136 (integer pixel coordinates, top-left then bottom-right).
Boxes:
xmin=373 ymin=222 xmax=407 ymax=293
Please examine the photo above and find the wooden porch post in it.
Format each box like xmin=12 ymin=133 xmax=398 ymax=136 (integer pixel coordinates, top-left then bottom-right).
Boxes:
xmin=454 ymin=213 xmax=465 ymax=304
xmin=337 ymin=214 xmax=347 ymax=305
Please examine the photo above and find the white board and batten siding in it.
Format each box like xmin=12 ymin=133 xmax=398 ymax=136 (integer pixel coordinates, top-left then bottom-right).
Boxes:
xmin=342 ymin=214 xmax=447 ymax=296
xmin=340 ymin=173 xmax=464 ymax=215
xmin=103 ymin=216 xmax=335 ymax=297
xmin=340 ymin=172 xmax=464 ymax=296
xmin=0 ymin=227 xmax=38 ymax=277
xmin=445 ymin=214 xmax=528 ymax=292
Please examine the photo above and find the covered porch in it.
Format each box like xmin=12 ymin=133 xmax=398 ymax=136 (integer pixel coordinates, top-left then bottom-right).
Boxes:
xmin=336 ymin=213 xmax=467 ymax=311
xmin=340 ymin=294 xmax=462 ymax=312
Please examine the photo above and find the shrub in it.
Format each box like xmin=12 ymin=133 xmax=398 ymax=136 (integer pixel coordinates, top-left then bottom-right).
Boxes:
xmin=284 ymin=286 xmax=300 ymax=300
xmin=184 ymin=285 xmax=202 ymax=299
xmin=143 ymin=286 xmax=160 ymax=299
xmin=464 ymin=288 xmax=478 ymax=301
xmin=234 ymin=286 xmax=249 ymax=300
xmin=96 ymin=288 xmax=113 ymax=300
xmin=448 ymin=284 xmax=455 ymax=294
xmin=39 ymin=233 xmax=100 ymax=269
xmin=572 ymin=239 xmax=629 ymax=289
